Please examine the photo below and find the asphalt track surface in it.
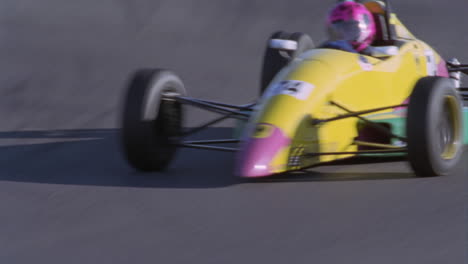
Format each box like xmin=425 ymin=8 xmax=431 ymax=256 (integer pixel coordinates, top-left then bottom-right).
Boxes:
xmin=0 ymin=1 xmax=467 ymax=263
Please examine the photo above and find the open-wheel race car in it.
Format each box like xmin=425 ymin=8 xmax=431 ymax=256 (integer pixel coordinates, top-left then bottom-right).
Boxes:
xmin=121 ymin=0 xmax=468 ymax=178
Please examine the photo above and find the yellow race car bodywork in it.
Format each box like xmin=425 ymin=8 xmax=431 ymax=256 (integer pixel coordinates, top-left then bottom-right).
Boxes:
xmin=236 ymin=14 xmax=458 ymax=177
xmin=121 ymin=3 xmax=467 ymax=177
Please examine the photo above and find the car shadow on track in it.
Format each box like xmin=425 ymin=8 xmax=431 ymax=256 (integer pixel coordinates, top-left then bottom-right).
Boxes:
xmin=0 ymin=128 xmax=244 ymax=188
xmin=0 ymin=128 xmax=420 ymax=188
xmin=255 ymin=157 xmax=416 ymax=183
xmin=251 ymin=171 xmax=414 ymax=183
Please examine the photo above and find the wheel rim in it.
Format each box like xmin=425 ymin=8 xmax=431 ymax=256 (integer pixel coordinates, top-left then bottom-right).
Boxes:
xmin=438 ymin=95 xmax=461 ymax=160
xmin=160 ymin=83 xmax=183 ymax=143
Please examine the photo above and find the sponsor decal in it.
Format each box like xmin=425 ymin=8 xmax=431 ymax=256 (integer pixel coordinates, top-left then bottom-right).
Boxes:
xmin=414 ymin=55 xmax=421 ymax=67
xmin=288 ymin=145 xmax=305 ymax=167
xmin=271 ymin=80 xmax=315 ymax=100
xmin=358 ymin=55 xmax=373 ymax=71
xmin=424 ymin=49 xmax=437 ymax=76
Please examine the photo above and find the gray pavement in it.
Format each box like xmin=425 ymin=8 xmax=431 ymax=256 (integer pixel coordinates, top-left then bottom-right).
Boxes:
xmin=0 ymin=0 xmax=466 ymax=263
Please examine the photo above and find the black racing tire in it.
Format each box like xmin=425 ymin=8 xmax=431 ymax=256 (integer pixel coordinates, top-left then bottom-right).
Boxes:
xmin=260 ymin=31 xmax=289 ymax=95
xmin=406 ymin=76 xmax=464 ymax=177
xmin=259 ymin=31 xmax=314 ymax=95
xmin=121 ymin=69 xmax=186 ymax=172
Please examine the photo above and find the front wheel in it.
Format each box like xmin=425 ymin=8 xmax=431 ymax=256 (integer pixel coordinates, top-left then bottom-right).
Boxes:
xmin=121 ymin=69 xmax=186 ymax=172
xmin=406 ymin=76 xmax=464 ymax=177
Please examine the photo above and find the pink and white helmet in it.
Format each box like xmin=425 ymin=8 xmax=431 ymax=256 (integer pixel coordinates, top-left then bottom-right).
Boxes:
xmin=327 ymin=1 xmax=376 ymax=51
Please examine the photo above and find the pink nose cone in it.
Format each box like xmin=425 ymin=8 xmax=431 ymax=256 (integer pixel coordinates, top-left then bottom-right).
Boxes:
xmin=235 ymin=124 xmax=291 ymax=178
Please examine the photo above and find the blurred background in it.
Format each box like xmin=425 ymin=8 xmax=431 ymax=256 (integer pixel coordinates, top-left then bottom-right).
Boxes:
xmin=0 ymin=1 xmax=466 ymax=263
xmin=1 ymin=0 xmax=466 ymax=130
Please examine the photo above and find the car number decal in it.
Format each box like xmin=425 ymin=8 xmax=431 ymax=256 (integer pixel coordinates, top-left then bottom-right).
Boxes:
xmin=271 ymin=80 xmax=315 ymax=100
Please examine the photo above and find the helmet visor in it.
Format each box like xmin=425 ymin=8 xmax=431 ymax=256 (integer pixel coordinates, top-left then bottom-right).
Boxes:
xmin=328 ymin=20 xmax=368 ymax=42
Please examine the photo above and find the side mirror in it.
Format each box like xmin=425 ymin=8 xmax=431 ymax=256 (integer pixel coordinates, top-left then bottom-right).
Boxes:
xmin=269 ymin=39 xmax=298 ymax=51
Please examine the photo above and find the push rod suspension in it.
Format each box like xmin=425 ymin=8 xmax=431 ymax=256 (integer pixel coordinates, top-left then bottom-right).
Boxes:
xmin=176 ymin=143 xmax=238 ymax=152
xmin=330 ymin=101 xmax=407 ymax=141
xmin=181 ymin=139 xmax=239 ymax=145
xmin=193 ymin=100 xmax=255 ymax=111
xmin=180 ymin=112 xmax=237 ymax=137
xmin=174 ymin=96 xmax=250 ymax=119
xmin=304 ymin=148 xmax=407 ymax=157
xmin=312 ymin=103 xmax=407 ymax=125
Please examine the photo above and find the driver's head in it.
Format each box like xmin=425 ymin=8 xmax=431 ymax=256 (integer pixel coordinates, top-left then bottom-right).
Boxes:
xmin=327 ymin=1 xmax=376 ymax=51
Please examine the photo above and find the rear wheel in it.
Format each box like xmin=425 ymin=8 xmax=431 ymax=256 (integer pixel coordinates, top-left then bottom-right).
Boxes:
xmin=121 ymin=69 xmax=186 ymax=172
xmin=406 ymin=77 xmax=464 ymax=177
xmin=260 ymin=31 xmax=314 ymax=95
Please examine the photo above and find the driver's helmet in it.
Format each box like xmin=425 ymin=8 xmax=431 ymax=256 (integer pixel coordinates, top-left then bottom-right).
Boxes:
xmin=326 ymin=1 xmax=376 ymax=52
